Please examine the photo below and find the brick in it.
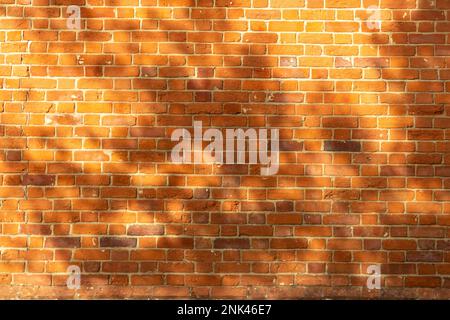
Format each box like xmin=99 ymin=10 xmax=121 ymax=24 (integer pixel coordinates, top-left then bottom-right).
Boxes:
xmin=45 ymin=237 xmax=80 ymax=248
xmin=100 ymin=237 xmax=137 ymax=248
xmin=127 ymin=225 xmax=164 ymax=236
xmin=324 ymin=140 xmax=361 ymax=152
xmin=22 ymin=175 xmax=55 ymax=186
xmin=214 ymin=238 xmax=250 ymax=249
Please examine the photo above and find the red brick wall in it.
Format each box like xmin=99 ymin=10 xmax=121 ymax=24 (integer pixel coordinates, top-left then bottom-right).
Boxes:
xmin=1 ymin=0 xmax=449 ymax=299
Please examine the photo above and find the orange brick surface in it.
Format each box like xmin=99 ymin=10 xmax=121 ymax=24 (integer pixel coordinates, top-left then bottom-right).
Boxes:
xmin=0 ymin=0 xmax=449 ymax=299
